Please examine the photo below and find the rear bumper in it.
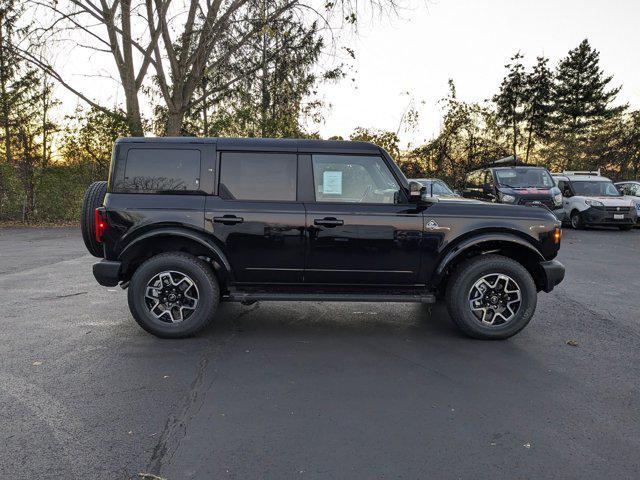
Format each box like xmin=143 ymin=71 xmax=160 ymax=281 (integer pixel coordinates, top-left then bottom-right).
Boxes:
xmin=540 ymin=260 xmax=565 ymax=293
xmin=93 ymin=260 xmax=121 ymax=287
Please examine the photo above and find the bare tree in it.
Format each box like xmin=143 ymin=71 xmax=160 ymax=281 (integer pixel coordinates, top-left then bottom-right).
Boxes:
xmin=24 ymin=0 xmax=398 ymax=136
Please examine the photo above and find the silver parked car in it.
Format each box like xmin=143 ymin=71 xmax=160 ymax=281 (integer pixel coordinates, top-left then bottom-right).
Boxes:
xmin=614 ymin=181 xmax=640 ymax=224
xmin=412 ymin=178 xmax=460 ymax=198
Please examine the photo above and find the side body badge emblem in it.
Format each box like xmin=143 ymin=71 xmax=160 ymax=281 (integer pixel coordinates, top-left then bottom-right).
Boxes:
xmin=426 ymin=219 xmax=439 ymax=229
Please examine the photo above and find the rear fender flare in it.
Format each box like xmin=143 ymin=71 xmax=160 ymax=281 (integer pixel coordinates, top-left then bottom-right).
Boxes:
xmin=118 ymin=227 xmax=232 ymax=278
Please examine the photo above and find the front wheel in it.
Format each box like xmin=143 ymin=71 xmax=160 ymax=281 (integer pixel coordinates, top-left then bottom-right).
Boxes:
xmin=570 ymin=211 xmax=584 ymax=230
xmin=127 ymin=252 xmax=219 ymax=338
xmin=445 ymin=255 xmax=537 ymax=340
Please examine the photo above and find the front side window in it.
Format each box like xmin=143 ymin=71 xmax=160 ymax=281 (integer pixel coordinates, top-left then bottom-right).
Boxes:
xmin=311 ymin=155 xmax=400 ymax=204
xmin=628 ymin=184 xmax=640 ymax=196
xmin=431 ymin=181 xmax=454 ymax=195
xmin=219 ymin=152 xmax=297 ymax=201
xmin=571 ymin=180 xmax=621 ymax=197
xmin=124 ymin=148 xmax=201 ymax=192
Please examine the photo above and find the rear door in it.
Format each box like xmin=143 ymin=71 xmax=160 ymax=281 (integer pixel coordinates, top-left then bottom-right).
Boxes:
xmin=205 ymin=151 xmax=306 ymax=284
xmin=301 ymin=153 xmax=423 ymax=285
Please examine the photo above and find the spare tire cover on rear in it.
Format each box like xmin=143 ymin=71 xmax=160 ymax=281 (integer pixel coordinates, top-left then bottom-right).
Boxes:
xmin=81 ymin=181 xmax=107 ymax=258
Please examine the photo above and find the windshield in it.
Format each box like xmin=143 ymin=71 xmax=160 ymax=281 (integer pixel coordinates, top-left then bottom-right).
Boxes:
xmin=419 ymin=180 xmax=454 ymax=195
xmin=572 ymin=181 xmax=621 ymax=197
xmin=495 ymin=169 xmax=555 ymax=188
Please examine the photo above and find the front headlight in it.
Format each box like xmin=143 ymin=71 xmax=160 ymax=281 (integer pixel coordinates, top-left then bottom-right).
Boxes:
xmin=585 ymin=199 xmax=604 ymax=207
xmin=553 ymin=193 xmax=562 ymax=206
xmin=501 ymin=194 xmax=516 ymax=203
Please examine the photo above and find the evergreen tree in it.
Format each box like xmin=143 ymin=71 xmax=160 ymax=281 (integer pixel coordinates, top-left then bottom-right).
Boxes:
xmin=523 ymin=56 xmax=553 ymax=163
xmin=493 ymin=52 xmax=527 ymax=160
xmin=552 ymin=39 xmax=625 ymax=169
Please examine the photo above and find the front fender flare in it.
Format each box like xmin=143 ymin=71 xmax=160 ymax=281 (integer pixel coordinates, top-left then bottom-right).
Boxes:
xmin=434 ymin=232 xmax=544 ymax=278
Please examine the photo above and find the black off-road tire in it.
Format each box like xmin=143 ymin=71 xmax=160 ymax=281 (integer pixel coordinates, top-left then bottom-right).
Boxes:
xmin=80 ymin=181 xmax=107 ymax=257
xmin=445 ymin=254 xmax=537 ymax=340
xmin=127 ymin=252 xmax=219 ymax=338
xmin=570 ymin=210 xmax=584 ymax=230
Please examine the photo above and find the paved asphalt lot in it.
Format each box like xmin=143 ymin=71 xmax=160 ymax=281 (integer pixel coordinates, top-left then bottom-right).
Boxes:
xmin=0 ymin=226 xmax=639 ymax=480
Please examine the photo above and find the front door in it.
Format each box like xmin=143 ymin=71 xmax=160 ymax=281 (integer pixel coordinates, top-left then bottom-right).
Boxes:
xmin=303 ymin=153 xmax=423 ymax=285
xmin=206 ymin=151 xmax=306 ymax=284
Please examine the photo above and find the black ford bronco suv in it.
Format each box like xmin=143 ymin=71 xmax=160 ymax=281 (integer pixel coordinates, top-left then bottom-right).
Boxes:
xmin=81 ymin=137 xmax=565 ymax=340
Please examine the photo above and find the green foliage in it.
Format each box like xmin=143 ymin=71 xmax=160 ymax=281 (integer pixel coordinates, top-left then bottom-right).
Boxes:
xmin=523 ymin=56 xmax=554 ymax=162
xmin=409 ymin=80 xmax=508 ymax=187
xmin=493 ymin=52 xmax=527 ymax=159
xmin=349 ymin=127 xmax=400 ymax=158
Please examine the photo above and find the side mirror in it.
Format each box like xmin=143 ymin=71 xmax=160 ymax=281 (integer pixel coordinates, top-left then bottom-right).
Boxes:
xmin=483 ymin=184 xmax=493 ymax=195
xmin=409 ymin=181 xmax=425 ymax=201
xmin=453 ymin=189 xmax=462 ymax=197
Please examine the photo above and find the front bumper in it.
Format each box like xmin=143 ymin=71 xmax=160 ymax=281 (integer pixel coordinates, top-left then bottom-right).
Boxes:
xmin=582 ymin=206 xmax=636 ymax=226
xmin=93 ymin=260 xmax=121 ymax=287
xmin=540 ymin=260 xmax=565 ymax=293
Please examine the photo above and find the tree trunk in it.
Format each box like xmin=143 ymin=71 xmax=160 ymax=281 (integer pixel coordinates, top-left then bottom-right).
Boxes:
xmin=124 ymin=89 xmax=144 ymax=136
xmin=524 ymin=125 xmax=534 ymax=164
xmin=512 ymin=118 xmax=517 ymax=161
xmin=166 ymin=110 xmax=184 ymax=136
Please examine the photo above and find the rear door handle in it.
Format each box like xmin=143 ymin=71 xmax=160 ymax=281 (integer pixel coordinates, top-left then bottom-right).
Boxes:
xmin=213 ymin=215 xmax=244 ymax=225
xmin=314 ymin=217 xmax=344 ymax=227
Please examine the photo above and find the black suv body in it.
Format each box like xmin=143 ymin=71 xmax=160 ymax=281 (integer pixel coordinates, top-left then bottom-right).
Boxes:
xmin=462 ymin=166 xmax=565 ymax=221
xmin=83 ymin=137 xmax=564 ymax=339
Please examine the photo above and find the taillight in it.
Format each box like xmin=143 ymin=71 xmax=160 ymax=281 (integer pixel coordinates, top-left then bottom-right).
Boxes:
xmin=95 ymin=208 xmax=106 ymax=243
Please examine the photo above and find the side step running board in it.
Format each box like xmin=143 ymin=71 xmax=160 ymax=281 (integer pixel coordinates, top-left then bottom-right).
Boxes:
xmin=225 ymin=292 xmax=436 ymax=304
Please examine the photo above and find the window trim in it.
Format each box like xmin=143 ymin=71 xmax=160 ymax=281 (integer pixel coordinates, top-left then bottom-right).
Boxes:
xmin=308 ymin=153 xmax=405 ymax=206
xmin=217 ymin=150 xmax=300 ymax=203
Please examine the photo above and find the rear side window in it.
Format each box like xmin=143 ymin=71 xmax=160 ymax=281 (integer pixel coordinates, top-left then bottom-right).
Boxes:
xmin=219 ymin=152 xmax=297 ymax=201
xmin=123 ymin=148 xmax=201 ymax=192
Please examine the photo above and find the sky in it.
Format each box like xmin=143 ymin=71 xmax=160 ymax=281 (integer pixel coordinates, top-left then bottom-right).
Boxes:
xmin=48 ymin=0 xmax=640 ymax=147
xmin=313 ymin=0 xmax=640 ymax=147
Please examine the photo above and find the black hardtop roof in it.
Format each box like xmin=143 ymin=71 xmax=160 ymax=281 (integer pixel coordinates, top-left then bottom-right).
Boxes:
xmin=115 ymin=136 xmax=381 ymax=154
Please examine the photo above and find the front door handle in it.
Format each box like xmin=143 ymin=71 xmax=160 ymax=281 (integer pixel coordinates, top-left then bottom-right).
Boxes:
xmin=213 ymin=215 xmax=244 ymax=225
xmin=314 ymin=217 xmax=344 ymax=227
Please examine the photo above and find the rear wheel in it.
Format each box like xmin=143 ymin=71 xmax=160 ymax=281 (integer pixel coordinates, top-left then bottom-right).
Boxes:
xmin=127 ymin=252 xmax=219 ymax=338
xmin=570 ymin=210 xmax=584 ymax=230
xmin=445 ymin=254 xmax=537 ymax=340
xmin=80 ymin=181 xmax=107 ymax=257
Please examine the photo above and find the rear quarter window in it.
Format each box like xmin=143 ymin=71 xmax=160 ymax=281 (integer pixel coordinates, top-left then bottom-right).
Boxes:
xmin=218 ymin=152 xmax=297 ymax=201
xmin=120 ymin=148 xmax=201 ymax=193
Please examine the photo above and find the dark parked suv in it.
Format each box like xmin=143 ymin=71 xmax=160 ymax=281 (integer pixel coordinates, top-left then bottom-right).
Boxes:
xmin=81 ymin=137 xmax=564 ymax=339
xmin=462 ymin=166 xmax=565 ymax=221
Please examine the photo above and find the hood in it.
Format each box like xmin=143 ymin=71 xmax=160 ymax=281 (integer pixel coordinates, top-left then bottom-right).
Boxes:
xmin=442 ymin=200 xmax=559 ymax=222
xmin=575 ymin=195 xmax=634 ymax=206
xmin=436 ymin=195 xmax=483 ymax=203
xmin=497 ymin=186 xmax=559 ymax=197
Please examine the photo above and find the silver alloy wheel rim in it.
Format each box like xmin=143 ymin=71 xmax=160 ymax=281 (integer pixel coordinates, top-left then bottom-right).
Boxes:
xmin=144 ymin=270 xmax=199 ymax=323
xmin=468 ymin=273 xmax=522 ymax=326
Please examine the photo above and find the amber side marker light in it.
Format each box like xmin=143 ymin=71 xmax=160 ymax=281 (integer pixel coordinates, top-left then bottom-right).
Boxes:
xmin=553 ymin=227 xmax=562 ymax=244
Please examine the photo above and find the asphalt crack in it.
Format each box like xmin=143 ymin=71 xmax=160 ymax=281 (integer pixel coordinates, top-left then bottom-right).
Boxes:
xmin=146 ymin=304 xmax=259 ymax=476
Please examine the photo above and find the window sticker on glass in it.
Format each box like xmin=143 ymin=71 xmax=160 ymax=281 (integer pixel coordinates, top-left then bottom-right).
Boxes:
xmin=323 ymin=171 xmax=342 ymax=195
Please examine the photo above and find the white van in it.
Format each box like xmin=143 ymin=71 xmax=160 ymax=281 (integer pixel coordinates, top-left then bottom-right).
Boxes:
xmin=551 ymin=170 xmax=637 ymax=230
